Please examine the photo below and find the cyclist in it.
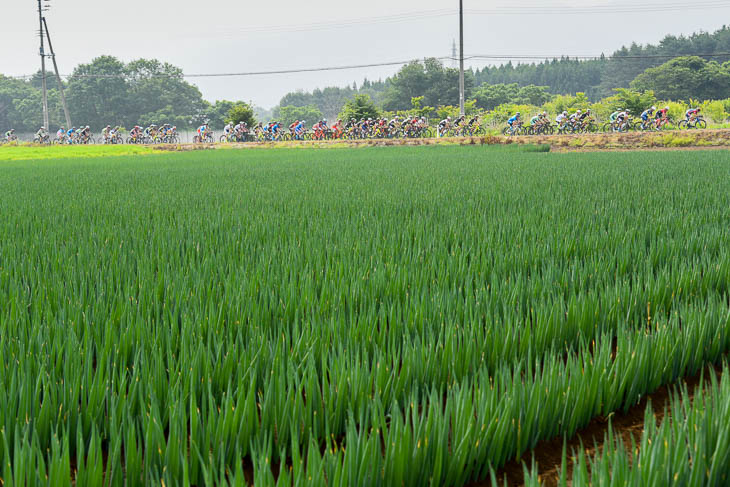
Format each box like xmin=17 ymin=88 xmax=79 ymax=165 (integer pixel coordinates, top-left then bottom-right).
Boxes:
xmin=223 ymin=122 xmax=233 ymax=140
xmin=79 ymin=126 xmax=91 ymax=142
xmin=4 ymin=129 xmax=16 ymax=142
xmin=507 ymin=112 xmax=521 ymax=130
xmin=529 ymin=114 xmax=542 ymax=130
xmin=616 ymin=110 xmax=630 ymax=130
xmin=271 ymin=120 xmax=281 ymax=139
xmin=101 ymin=125 xmax=111 ymax=141
xmin=288 ymin=120 xmax=299 ymax=137
xmin=556 ymin=111 xmax=568 ymax=129
xmin=294 ymin=120 xmax=305 ymax=139
xmin=144 ymin=125 xmax=157 ymax=140
xmin=685 ymin=107 xmax=701 ymax=124
xmin=332 ymin=119 xmax=344 ymax=138
xmin=56 ymin=126 xmax=66 ymax=143
xmin=438 ymin=116 xmax=452 ymax=137
xmin=67 ymin=126 xmax=77 ymax=143
xmin=640 ymin=106 xmax=657 ymax=129
xmin=197 ymin=123 xmax=210 ymax=141
xmin=36 ymin=126 xmax=48 ymax=142
xmin=569 ymin=110 xmax=582 ymax=124
xmin=609 ymin=109 xmax=621 ymax=125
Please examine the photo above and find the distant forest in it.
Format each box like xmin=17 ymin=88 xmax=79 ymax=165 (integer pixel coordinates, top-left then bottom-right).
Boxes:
xmin=2 ymin=26 xmax=730 ymax=130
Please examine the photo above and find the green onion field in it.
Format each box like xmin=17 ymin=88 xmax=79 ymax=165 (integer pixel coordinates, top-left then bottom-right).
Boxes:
xmin=0 ymin=145 xmax=729 ymax=486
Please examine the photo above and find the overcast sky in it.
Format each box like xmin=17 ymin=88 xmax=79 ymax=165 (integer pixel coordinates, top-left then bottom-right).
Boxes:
xmin=3 ymin=1 xmax=729 ymax=108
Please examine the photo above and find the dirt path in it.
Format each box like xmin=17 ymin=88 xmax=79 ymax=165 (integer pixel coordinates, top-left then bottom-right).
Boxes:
xmin=152 ymin=129 xmax=730 ymax=153
xmin=468 ymin=364 xmax=724 ymax=487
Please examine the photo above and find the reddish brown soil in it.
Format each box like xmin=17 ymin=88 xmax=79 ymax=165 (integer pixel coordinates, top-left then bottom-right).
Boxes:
xmin=469 ymin=364 xmax=724 ymax=487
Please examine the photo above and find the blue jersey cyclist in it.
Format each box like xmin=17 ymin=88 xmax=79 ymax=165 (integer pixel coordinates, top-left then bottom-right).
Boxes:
xmin=508 ymin=113 xmax=521 ymax=126
xmin=295 ymin=120 xmax=305 ymax=136
xmin=641 ymin=106 xmax=656 ymax=122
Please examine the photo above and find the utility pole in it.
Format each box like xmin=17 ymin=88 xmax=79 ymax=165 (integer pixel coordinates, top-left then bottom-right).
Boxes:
xmin=459 ymin=0 xmax=465 ymax=117
xmin=37 ymin=0 xmax=49 ymax=129
xmin=43 ymin=18 xmax=72 ymax=129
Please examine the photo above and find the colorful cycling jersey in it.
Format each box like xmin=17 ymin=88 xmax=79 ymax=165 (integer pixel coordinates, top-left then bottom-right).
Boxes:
xmin=656 ymin=108 xmax=668 ymax=118
xmin=609 ymin=112 xmax=619 ymax=121
xmin=295 ymin=122 xmax=304 ymax=132
xmin=67 ymin=129 xmax=75 ymax=136
xmin=507 ymin=115 xmax=519 ymax=125
xmin=556 ymin=114 xmax=567 ymax=123
xmin=271 ymin=123 xmax=280 ymax=132
xmin=57 ymin=129 xmax=65 ymax=137
xmin=224 ymin=124 xmax=232 ymax=133
xmin=530 ymin=116 xmax=540 ymax=125
xmin=640 ymin=108 xmax=654 ymax=120
xmin=686 ymin=109 xmax=699 ymax=118
xmin=197 ymin=125 xmax=206 ymax=134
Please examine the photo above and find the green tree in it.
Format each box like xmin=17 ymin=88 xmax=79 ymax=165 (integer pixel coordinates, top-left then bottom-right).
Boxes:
xmin=383 ymin=58 xmax=475 ymax=111
xmin=273 ymin=105 xmax=322 ymax=126
xmin=473 ymin=83 xmax=552 ymax=110
xmin=611 ymin=88 xmax=657 ymax=115
xmin=126 ymin=59 xmax=206 ymax=128
xmin=202 ymin=100 xmax=235 ymax=129
xmin=630 ymin=56 xmax=730 ymax=101
xmin=338 ymin=94 xmax=381 ymax=121
xmin=66 ymin=56 xmax=130 ymax=128
xmin=409 ymin=97 xmax=434 ymax=118
xmin=226 ymin=102 xmax=257 ymax=127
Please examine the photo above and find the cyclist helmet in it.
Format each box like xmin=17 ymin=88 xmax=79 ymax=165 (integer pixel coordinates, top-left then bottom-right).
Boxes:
xmin=515 ymin=112 xmax=520 ymax=116
xmin=447 ymin=116 xmax=452 ymax=121
xmin=697 ymin=107 xmax=701 ymax=111
xmin=542 ymin=111 xmax=548 ymax=116
xmin=651 ymin=106 xmax=657 ymax=111
xmin=86 ymin=125 xmax=90 ymax=129
xmin=664 ymin=106 xmax=670 ymax=110
xmin=586 ymin=109 xmax=591 ymax=113
xmin=576 ymin=109 xmax=582 ymax=114
xmin=562 ymin=111 xmax=568 ymax=116
xmin=323 ymin=119 xmax=327 ymax=123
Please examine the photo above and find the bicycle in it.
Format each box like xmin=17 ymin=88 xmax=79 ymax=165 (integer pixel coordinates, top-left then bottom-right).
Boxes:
xmin=33 ymin=134 xmax=51 ymax=145
xmin=678 ymin=116 xmax=707 ymax=130
xmin=193 ymin=133 xmax=214 ymax=143
xmin=502 ymin=122 xmax=525 ymax=136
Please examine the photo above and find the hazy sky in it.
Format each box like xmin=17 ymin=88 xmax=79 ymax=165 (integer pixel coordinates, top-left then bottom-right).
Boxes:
xmin=3 ymin=1 xmax=730 ymax=108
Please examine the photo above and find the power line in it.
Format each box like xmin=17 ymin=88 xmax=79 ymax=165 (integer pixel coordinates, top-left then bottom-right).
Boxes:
xmin=8 ymin=51 xmax=730 ymax=81
xmin=179 ymin=1 xmax=730 ymax=38
xmin=468 ymin=0 xmax=730 ymax=15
